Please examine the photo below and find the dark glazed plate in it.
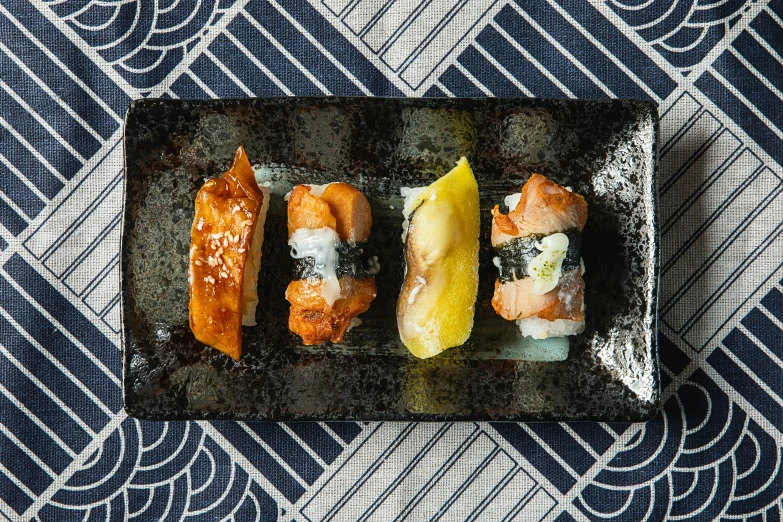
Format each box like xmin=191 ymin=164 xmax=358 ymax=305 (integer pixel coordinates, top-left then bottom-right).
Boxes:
xmin=122 ymin=97 xmax=659 ymax=422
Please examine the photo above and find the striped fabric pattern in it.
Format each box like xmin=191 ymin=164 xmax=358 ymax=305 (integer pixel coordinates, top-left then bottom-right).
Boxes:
xmin=0 ymin=0 xmax=781 ymax=520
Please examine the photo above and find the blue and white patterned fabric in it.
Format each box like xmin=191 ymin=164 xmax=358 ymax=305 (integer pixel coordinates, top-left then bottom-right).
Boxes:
xmin=0 ymin=1 xmax=781 ymax=520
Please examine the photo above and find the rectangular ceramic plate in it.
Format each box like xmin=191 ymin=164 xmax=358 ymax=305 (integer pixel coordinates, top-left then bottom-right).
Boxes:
xmin=122 ymin=97 xmax=660 ymax=422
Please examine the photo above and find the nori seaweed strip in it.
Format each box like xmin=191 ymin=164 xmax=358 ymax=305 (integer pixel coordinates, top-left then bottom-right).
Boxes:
xmin=494 ymin=229 xmax=582 ymax=283
xmin=293 ymin=242 xmax=372 ymax=280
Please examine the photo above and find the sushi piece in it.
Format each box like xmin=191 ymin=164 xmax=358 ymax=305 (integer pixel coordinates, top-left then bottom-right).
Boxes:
xmin=397 ymin=157 xmax=480 ymax=359
xmin=189 ymin=145 xmax=270 ymax=360
xmin=286 ymin=183 xmax=377 ymax=345
xmin=491 ymin=174 xmax=588 ymax=339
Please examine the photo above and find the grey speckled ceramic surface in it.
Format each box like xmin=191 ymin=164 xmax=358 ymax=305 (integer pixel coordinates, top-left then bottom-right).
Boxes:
xmin=122 ymin=97 xmax=659 ymax=422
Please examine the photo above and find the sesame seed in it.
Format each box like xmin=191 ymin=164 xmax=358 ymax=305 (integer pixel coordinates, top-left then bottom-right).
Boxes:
xmin=217 ymin=247 xmax=224 ymax=255
xmin=205 ymin=276 xmax=216 ymax=284
xmin=217 ymin=257 xmax=223 ymax=265
xmin=242 ymin=220 xmax=253 ymax=227
xmin=238 ymin=248 xmax=245 ymax=253
xmin=220 ymin=271 xmax=228 ymax=278
xmin=211 ymin=232 xmax=223 ymax=240
xmin=232 ymin=205 xmax=240 ymax=214
xmin=232 ymin=234 xmax=239 ymax=243
xmin=227 ymin=258 xmax=234 ymax=268
xmin=194 ymin=259 xmax=202 ymax=266
xmin=207 ymin=256 xmax=217 ymax=267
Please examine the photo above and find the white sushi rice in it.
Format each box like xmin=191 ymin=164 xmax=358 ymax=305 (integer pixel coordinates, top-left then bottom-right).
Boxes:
xmin=366 ymin=255 xmax=381 ymax=275
xmin=516 ymin=315 xmax=585 ymax=339
xmin=283 ymin=183 xmax=330 ymax=201
xmin=305 ymin=183 xmax=329 ymax=197
xmin=241 ymin=186 xmax=271 ymax=326
xmin=345 ymin=317 xmax=362 ymax=333
xmin=504 ymin=192 xmax=522 ymax=212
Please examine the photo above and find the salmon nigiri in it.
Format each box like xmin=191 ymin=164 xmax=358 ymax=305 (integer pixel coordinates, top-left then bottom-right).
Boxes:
xmin=491 ymin=174 xmax=587 ymax=339
xmin=286 ymin=183 xmax=377 ymax=345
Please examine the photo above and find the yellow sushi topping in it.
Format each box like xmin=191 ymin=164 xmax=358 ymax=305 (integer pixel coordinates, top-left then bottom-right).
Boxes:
xmin=397 ymin=157 xmax=480 ymax=359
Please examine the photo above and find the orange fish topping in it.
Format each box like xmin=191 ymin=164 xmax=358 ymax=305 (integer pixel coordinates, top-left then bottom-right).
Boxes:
xmin=188 ymin=145 xmax=264 ymax=360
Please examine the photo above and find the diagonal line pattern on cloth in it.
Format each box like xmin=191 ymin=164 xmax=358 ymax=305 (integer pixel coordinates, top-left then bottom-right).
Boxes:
xmin=0 ymin=3 xmax=129 ymax=247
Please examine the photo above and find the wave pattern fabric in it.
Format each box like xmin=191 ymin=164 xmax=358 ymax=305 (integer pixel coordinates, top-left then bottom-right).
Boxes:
xmin=0 ymin=0 xmax=781 ymax=520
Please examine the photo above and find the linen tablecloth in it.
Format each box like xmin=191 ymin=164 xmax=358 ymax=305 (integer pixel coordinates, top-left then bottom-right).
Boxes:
xmin=1 ymin=1 xmax=782 ymax=520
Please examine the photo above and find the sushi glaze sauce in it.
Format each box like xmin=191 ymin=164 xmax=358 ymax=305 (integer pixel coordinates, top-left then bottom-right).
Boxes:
xmin=528 ymin=232 xmax=569 ymax=295
xmin=288 ymin=227 xmax=341 ymax=306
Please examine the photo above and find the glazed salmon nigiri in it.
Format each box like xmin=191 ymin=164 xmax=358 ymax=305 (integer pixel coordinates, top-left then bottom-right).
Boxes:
xmin=491 ymin=174 xmax=588 ymax=339
xmin=286 ymin=183 xmax=377 ymax=345
xmin=189 ymin=145 xmax=270 ymax=359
